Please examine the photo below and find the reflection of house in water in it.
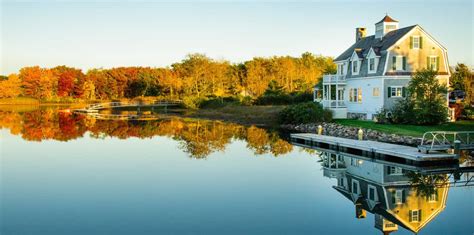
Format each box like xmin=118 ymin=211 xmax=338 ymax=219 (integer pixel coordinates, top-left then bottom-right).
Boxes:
xmin=321 ymin=152 xmax=449 ymax=234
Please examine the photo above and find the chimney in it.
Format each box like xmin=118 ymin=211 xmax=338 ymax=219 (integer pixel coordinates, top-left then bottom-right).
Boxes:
xmin=356 ymin=28 xmax=367 ymax=42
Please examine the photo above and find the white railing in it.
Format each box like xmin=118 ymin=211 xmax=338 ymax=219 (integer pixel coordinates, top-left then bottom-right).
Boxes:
xmin=323 ymin=74 xmax=346 ymax=84
xmin=321 ymin=100 xmax=346 ymax=108
xmin=418 ymin=131 xmax=474 ymax=153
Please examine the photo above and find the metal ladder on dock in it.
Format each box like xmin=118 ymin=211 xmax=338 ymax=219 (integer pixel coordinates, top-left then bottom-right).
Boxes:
xmin=418 ymin=131 xmax=474 ymax=153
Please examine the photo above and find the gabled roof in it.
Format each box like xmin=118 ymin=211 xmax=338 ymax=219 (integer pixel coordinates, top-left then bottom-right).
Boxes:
xmin=366 ymin=47 xmax=381 ymax=58
xmin=377 ymin=15 xmax=399 ymax=24
xmin=334 ymin=25 xmax=417 ymax=62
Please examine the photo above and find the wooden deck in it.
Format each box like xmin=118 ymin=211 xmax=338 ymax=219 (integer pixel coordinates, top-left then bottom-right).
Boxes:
xmin=291 ymin=133 xmax=456 ymax=162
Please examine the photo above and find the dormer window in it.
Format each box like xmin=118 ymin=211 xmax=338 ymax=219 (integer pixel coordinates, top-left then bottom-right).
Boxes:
xmin=369 ymin=58 xmax=375 ymax=71
xmin=366 ymin=47 xmax=379 ymax=74
xmin=352 ymin=60 xmax=359 ymax=74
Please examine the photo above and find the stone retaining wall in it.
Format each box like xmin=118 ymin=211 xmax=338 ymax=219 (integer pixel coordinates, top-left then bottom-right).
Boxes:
xmin=281 ymin=122 xmax=422 ymax=147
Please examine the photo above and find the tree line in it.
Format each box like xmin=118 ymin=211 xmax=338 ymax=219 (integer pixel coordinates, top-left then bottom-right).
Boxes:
xmin=0 ymin=53 xmax=336 ymax=107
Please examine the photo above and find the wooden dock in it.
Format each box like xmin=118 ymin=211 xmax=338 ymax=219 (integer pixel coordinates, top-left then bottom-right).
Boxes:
xmin=290 ymin=133 xmax=456 ymax=163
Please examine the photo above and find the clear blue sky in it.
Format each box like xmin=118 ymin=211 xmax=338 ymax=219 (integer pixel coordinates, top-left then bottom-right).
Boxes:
xmin=1 ymin=0 xmax=472 ymax=75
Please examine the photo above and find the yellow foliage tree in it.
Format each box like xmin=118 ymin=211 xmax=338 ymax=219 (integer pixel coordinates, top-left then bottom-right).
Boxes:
xmin=0 ymin=74 xmax=22 ymax=98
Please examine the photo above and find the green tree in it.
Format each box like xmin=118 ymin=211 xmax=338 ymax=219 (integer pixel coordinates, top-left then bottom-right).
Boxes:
xmin=450 ymin=63 xmax=473 ymax=103
xmin=393 ymin=69 xmax=448 ymax=125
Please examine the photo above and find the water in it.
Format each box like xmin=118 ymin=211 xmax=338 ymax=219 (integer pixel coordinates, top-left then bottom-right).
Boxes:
xmin=1 ymin=107 xmax=473 ymax=235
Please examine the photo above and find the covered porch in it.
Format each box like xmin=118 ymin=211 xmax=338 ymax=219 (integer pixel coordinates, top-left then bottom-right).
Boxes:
xmin=314 ymin=74 xmax=347 ymax=119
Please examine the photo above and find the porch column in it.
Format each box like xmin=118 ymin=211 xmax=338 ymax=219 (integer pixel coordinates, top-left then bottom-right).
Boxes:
xmin=328 ymin=84 xmax=331 ymax=108
xmin=336 ymin=83 xmax=339 ymax=108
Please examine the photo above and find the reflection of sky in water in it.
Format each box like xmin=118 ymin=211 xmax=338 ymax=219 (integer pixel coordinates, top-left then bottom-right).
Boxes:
xmin=1 ymin=129 xmax=473 ymax=235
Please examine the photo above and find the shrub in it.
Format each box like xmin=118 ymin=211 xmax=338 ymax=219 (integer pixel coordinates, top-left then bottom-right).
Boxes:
xmin=463 ymin=104 xmax=474 ymax=120
xmin=278 ymin=102 xmax=332 ymax=124
xmin=291 ymin=92 xmax=313 ymax=103
xmin=374 ymin=108 xmax=391 ymax=124
xmin=200 ymin=96 xmax=241 ymax=108
xmin=182 ymin=96 xmax=205 ymax=109
xmin=238 ymin=95 xmax=253 ymax=106
xmin=255 ymin=93 xmax=292 ymax=105
xmin=390 ymin=97 xmax=416 ymax=124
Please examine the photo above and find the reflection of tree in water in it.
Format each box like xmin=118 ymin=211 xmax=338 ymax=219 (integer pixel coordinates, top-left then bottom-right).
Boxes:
xmin=405 ymin=171 xmax=448 ymax=199
xmin=0 ymin=110 xmax=294 ymax=158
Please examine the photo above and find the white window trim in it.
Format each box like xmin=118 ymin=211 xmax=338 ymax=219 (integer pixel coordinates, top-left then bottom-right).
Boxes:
xmin=368 ymin=185 xmax=378 ymax=202
xmin=352 ymin=59 xmax=361 ymax=75
xmin=368 ymin=57 xmax=377 ymax=74
xmin=337 ymin=63 xmax=344 ymax=75
xmin=412 ymin=36 xmax=420 ymax=49
xmin=395 ymin=55 xmax=404 ymax=71
xmin=395 ymin=189 xmax=403 ymax=204
xmin=390 ymin=86 xmax=403 ymax=98
xmin=410 ymin=209 xmax=421 ymax=222
xmin=349 ymin=88 xmax=362 ymax=103
xmin=352 ymin=180 xmax=360 ymax=195
xmin=373 ymin=87 xmax=380 ymax=97
xmin=428 ymin=192 xmax=437 ymax=203
xmin=428 ymin=56 xmax=438 ymax=71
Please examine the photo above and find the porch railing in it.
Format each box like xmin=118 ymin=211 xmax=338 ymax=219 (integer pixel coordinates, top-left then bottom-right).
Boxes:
xmin=323 ymin=74 xmax=346 ymax=84
xmin=321 ymin=100 xmax=346 ymax=108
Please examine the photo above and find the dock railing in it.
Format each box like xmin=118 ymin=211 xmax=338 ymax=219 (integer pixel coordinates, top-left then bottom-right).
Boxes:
xmin=418 ymin=131 xmax=474 ymax=153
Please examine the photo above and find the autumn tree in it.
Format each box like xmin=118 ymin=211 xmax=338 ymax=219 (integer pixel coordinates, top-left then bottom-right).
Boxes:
xmin=20 ymin=66 xmax=57 ymax=100
xmin=0 ymin=74 xmax=22 ymax=98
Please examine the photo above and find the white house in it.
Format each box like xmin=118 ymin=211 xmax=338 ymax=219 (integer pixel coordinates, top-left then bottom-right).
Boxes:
xmin=315 ymin=15 xmax=450 ymax=119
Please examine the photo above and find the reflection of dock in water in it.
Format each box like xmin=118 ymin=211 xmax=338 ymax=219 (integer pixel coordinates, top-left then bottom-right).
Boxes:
xmin=291 ymin=133 xmax=457 ymax=164
xmin=84 ymin=113 xmax=163 ymax=121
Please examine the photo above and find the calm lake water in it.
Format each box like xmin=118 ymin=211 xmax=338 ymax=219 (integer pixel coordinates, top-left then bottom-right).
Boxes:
xmin=1 ymin=107 xmax=473 ymax=235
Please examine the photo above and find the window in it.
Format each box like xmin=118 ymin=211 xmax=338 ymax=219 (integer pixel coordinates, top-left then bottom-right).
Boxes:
xmin=338 ymin=64 xmax=344 ymax=75
xmin=352 ymin=180 xmax=360 ymax=195
xmin=385 ymin=25 xmax=397 ymax=32
xmin=409 ymin=210 xmax=421 ymax=222
xmin=393 ymin=189 xmax=404 ymax=204
xmin=392 ymin=56 xmax=407 ymax=71
xmin=388 ymin=86 xmax=406 ymax=98
xmin=376 ymin=25 xmax=383 ymax=34
xmin=369 ymin=58 xmax=375 ymax=72
xmin=373 ymin=87 xmax=380 ymax=97
xmin=352 ymin=60 xmax=359 ymax=74
xmin=368 ymin=185 xmax=377 ymax=201
xmin=349 ymin=88 xmax=353 ymax=102
xmin=429 ymin=190 xmax=438 ymax=202
xmin=412 ymin=36 xmax=420 ymax=49
xmin=388 ymin=166 xmax=403 ymax=175
xmin=390 ymin=87 xmax=402 ymax=97
xmin=349 ymin=88 xmax=362 ymax=103
xmin=358 ymin=88 xmax=362 ymax=103
xmin=428 ymin=56 xmax=439 ymax=71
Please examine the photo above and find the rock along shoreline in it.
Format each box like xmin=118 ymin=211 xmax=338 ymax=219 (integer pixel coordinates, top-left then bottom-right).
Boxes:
xmin=280 ymin=122 xmax=422 ymax=147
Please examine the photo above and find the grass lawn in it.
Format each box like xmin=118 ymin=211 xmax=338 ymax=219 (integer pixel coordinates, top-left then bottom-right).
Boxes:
xmin=334 ymin=119 xmax=474 ymax=137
